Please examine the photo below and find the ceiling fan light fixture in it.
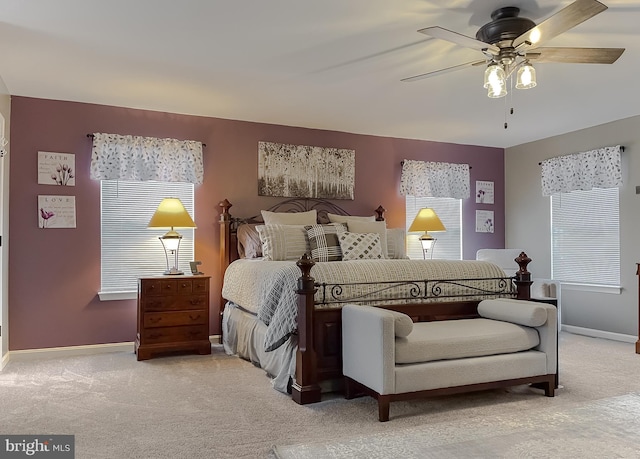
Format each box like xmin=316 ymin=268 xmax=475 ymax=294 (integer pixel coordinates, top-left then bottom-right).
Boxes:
xmin=484 ymin=64 xmax=507 ymax=98
xmin=483 ymin=63 xmax=505 ymax=88
xmin=516 ymin=62 xmax=537 ymax=89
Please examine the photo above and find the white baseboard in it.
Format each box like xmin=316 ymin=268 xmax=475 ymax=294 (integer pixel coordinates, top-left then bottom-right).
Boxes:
xmin=1 ymin=351 xmax=9 ymax=370
xmin=5 ymin=335 xmax=222 ymax=364
xmin=562 ymin=325 xmax=637 ymax=344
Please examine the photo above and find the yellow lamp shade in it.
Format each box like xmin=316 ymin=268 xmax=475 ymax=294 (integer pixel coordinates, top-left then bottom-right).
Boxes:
xmin=148 ymin=198 xmax=196 ymax=229
xmin=408 ymin=208 xmax=446 ymax=234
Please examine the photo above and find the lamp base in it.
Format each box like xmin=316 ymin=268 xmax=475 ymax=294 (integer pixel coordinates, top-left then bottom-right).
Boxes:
xmin=163 ymin=268 xmax=184 ymax=275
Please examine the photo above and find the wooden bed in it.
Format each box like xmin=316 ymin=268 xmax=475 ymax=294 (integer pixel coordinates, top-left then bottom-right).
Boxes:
xmin=218 ymin=198 xmax=533 ymax=405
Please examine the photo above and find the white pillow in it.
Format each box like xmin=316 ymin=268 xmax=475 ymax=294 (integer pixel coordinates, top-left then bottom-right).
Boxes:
xmin=338 ymin=232 xmax=384 ymax=260
xmin=346 ymin=220 xmax=388 ymax=259
xmin=255 ymin=225 xmax=310 ymax=261
xmin=261 ymin=209 xmax=317 ymax=225
xmin=386 ymin=309 xmax=413 ymax=338
xmin=386 ymin=228 xmax=407 ymax=259
xmin=327 ymin=213 xmax=376 ymax=224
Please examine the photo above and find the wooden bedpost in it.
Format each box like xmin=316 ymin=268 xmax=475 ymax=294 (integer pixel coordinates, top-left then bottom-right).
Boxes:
xmin=291 ymin=254 xmax=322 ymax=405
xmin=374 ymin=205 xmax=386 ymax=221
xmin=218 ymin=199 xmax=233 ymax=343
xmin=514 ymin=252 xmax=532 ymax=300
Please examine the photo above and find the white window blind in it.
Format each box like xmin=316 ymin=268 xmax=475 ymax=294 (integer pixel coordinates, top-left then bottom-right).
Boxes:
xmin=551 ymin=187 xmax=620 ymax=286
xmin=100 ymin=180 xmax=195 ymax=296
xmin=405 ymin=197 xmax=461 ymax=260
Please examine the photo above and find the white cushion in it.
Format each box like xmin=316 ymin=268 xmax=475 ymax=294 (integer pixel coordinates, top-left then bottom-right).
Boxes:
xmin=261 ymin=209 xmax=317 ymax=225
xmin=386 ymin=228 xmax=407 ymax=259
xmin=385 ymin=309 xmax=413 ymax=338
xmin=255 ymin=224 xmax=310 ymax=261
xmin=327 ymin=213 xmax=375 ymax=223
xmin=478 ymin=298 xmax=548 ymax=327
xmin=346 ymin=220 xmax=388 ymax=259
xmin=395 ymin=318 xmax=540 ymax=364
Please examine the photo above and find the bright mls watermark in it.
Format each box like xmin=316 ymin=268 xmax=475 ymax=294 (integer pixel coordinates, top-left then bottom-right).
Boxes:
xmin=0 ymin=435 xmax=74 ymax=458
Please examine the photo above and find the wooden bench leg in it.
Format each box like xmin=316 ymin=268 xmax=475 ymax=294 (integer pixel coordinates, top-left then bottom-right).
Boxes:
xmin=378 ymin=395 xmax=391 ymax=422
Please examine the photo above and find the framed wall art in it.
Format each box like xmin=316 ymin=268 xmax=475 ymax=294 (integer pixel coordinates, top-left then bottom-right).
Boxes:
xmin=38 ymin=151 xmax=75 ymax=186
xmin=258 ymin=141 xmax=355 ymax=200
xmin=38 ymin=195 xmax=76 ymax=228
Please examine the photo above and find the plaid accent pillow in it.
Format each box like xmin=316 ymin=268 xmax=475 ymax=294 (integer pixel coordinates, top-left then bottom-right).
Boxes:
xmin=305 ymin=223 xmax=347 ymax=262
xmin=338 ymin=232 xmax=384 ymax=260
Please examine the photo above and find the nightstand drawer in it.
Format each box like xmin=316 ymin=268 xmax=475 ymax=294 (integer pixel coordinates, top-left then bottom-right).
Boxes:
xmin=142 ymin=294 xmax=208 ymax=311
xmin=144 ymin=310 xmax=208 ymax=328
xmin=142 ymin=325 xmax=208 ymax=344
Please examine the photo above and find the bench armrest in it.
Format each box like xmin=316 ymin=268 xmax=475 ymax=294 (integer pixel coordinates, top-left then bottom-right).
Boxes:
xmin=342 ymin=304 xmax=397 ymax=394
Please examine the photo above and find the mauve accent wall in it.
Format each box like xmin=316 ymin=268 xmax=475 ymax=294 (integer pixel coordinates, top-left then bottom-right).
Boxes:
xmin=9 ymin=96 xmax=504 ymax=350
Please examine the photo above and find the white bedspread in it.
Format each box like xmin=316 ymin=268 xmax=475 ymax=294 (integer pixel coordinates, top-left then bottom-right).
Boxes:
xmin=222 ymin=259 xmax=508 ymax=352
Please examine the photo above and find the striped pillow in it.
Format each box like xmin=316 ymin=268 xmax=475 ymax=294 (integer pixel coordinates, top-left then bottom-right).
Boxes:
xmin=305 ymin=223 xmax=347 ymax=262
xmin=255 ymin=225 xmax=310 ymax=261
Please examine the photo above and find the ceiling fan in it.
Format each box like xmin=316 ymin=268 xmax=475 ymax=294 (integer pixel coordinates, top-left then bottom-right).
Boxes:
xmin=402 ymin=0 xmax=625 ymax=98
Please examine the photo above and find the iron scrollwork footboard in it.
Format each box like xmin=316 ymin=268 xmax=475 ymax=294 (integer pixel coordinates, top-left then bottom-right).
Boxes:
xmin=315 ymin=276 xmax=516 ymax=306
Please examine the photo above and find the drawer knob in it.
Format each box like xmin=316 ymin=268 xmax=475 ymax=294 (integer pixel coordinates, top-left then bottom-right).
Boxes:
xmin=189 ymin=314 xmax=201 ymax=321
xmin=150 ymin=317 xmax=162 ymax=323
xmin=190 ymin=299 xmax=202 ymax=305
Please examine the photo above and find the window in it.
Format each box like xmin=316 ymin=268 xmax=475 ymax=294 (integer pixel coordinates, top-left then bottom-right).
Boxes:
xmin=551 ymin=187 xmax=620 ymax=288
xmin=405 ymin=197 xmax=461 ymax=260
xmin=99 ymin=180 xmax=195 ymax=300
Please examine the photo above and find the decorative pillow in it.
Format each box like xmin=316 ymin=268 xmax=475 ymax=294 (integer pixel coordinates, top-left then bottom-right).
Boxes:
xmin=261 ymin=209 xmax=317 ymax=225
xmin=346 ymin=220 xmax=388 ymax=259
xmin=327 ymin=213 xmax=376 ymax=224
xmin=255 ymin=225 xmax=310 ymax=261
xmin=338 ymin=232 xmax=384 ymax=260
xmin=305 ymin=223 xmax=347 ymax=262
xmin=386 ymin=228 xmax=408 ymax=259
xmin=237 ymin=223 xmax=263 ymax=258
xmin=386 ymin=309 xmax=414 ymax=338
xmin=478 ymin=299 xmax=548 ymax=327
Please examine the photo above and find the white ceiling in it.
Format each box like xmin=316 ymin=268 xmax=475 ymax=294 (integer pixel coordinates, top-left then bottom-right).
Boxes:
xmin=0 ymin=0 xmax=638 ymax=148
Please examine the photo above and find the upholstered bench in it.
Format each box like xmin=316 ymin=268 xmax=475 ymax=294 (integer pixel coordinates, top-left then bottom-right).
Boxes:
xmin=342 ymin=298 xmax=558 ymax=421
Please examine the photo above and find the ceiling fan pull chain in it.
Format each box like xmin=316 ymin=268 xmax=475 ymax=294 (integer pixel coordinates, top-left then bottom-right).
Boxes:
xmin=504 ymin=93 xmax=508 ymax=129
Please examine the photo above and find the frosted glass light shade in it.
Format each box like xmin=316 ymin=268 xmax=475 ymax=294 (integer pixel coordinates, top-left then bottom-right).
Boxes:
xmin=516 ymin=63 xmax=537 ymax=89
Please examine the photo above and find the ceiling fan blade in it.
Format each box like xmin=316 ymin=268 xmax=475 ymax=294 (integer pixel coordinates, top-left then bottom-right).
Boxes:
xmin=526 ymin=47 xmax=624 ymax=64
xmin=513 ymin=0 xmax=608 ymax=49
xmin=401 ymin=60 xmax=486 ymax=83
xmin=418 ymin=26 xmax=500 ymax=55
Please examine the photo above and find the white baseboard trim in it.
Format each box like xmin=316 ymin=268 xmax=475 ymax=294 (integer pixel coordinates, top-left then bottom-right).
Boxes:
xmin=5 ymin=335 xmax=222 ymax=363
xmin=1 ymin=351 xmax=9 ymax=370
xmin=563 ymin=325 xmax=637 ymax=344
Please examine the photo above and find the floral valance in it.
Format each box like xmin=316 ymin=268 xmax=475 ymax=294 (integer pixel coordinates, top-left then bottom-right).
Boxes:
xmin=90 ymin=133 xmax=204 ymax=184
xmin=540 ymin=145 xmax=623 ymax=196
xmin=399 ymin=159 xmax=470 ymax=199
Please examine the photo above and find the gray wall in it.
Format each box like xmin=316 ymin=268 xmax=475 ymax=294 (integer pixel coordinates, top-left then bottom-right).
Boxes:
xmin=505 ymin=115 xmax=640 ymax=338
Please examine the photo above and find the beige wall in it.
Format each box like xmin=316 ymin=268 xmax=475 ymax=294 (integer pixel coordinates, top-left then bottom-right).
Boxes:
xmin=505 ymin=115 xmax=640 ymax=338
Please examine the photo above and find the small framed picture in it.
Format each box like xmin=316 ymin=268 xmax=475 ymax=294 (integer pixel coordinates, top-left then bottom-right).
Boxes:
xmin=38 ymin=151 xmax=75 ymax=186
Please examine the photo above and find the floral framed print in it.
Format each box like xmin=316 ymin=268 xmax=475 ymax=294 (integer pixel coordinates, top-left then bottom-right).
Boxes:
xmin=38 ymin=151 xmax=75 ymax=186
xmin=38 ymin=195 xmax=76 ymax=228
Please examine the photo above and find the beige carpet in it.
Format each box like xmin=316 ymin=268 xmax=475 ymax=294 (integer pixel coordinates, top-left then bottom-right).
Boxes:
xmin=273 ymin=393 xmax=640 ymax=458
xmin=1 ymin=332 xmax=640 ymax=459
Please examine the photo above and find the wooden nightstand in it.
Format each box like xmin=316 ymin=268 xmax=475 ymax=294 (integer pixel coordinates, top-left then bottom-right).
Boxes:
xmin=135 ymin=275 xmax=212 ymax=361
